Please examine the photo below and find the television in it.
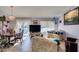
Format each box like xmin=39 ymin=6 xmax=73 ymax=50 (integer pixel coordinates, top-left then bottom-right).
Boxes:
xmin=29 ymin=25 xmax=41 ymax=32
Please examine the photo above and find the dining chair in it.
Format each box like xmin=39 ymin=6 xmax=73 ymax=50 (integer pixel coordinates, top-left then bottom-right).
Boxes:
xmin=14 ymin=32 xmax=23 ymax=43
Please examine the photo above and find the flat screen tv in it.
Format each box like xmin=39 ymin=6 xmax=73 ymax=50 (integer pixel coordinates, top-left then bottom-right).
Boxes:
xmin=29 ymin=25 xmax=41 ymax=32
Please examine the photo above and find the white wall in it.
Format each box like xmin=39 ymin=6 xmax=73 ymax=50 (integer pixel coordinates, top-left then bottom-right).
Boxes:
xmin=58 ymin=15 xmax=79 ymax=51
xmin=58 ymin=16 xmax=79 ymax=39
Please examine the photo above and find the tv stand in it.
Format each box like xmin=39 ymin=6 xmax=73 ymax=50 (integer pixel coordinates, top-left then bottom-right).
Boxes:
xmin=30 ymin=32 xmax=43 ymax=38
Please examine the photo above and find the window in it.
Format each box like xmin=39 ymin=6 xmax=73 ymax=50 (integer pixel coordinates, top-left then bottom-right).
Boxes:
xmin=40 ymin=20 xmax=55 ymax=32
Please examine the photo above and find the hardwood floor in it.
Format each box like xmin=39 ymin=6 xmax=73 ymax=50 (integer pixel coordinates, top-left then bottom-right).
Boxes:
xmin=0 ymin=39 xmax=32 ymax=52
xmin=0 ymin=32 xmax=32 ymax=52
xmin=0 ymin=39 xmax=65 ymax=52
xmin=0 ymin=34 xmax=65 ymax=52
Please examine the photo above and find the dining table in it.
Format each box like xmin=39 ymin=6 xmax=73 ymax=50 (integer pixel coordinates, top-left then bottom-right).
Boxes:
xmin=0 ymin=33 xmax=15 ymax=51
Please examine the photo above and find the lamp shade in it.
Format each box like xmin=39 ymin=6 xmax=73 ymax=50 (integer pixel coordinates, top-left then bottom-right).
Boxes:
xmin=8 ymin=16 xmax=16 ymax=21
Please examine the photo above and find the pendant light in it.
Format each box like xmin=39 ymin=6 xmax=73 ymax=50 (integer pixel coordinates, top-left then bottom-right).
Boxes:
xmin=8 ymin=6 xmax=16 ymax=21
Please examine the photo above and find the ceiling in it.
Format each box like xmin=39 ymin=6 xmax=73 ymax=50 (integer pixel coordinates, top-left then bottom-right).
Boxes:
xmin=0 ymin=6 xmax=76 ymax=18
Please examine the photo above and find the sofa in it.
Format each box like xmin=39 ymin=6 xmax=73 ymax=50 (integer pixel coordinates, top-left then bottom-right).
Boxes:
xmin=32 ymin=36 xmax=57 ymax=52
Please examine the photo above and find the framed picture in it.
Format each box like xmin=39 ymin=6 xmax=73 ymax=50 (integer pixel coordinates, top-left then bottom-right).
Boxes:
xmin=32 ymin=20 xmax=40 ymax=25
xmin=64 ymin=7 xmax=79 ymax=25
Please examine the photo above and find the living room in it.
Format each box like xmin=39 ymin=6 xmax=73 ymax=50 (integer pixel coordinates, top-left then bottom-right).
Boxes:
xmin=0 ymin=6 xmax=79 ymax=52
